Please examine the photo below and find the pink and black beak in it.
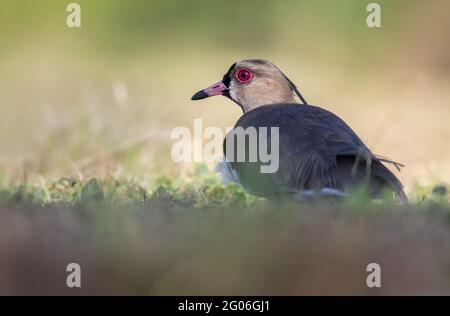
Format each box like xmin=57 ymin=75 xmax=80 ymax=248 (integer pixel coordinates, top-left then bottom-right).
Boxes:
xmin=191 ymin=63 xmax=236 ymax=101
xmin=191 ymin=80 xmax=229 ymax=100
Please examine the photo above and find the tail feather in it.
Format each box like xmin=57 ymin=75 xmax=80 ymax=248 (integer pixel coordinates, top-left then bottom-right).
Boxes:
xmin=372 ymin=158 xmax=408 ymax=202
xmin=374 ymin=155 xmax=405 ymax=172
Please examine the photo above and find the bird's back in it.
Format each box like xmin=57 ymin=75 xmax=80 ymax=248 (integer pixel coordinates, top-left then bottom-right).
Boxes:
xmin=224 ymin=103 xmax=406 ymax=200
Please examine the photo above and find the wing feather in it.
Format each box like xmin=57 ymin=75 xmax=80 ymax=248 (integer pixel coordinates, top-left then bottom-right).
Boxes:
xmin=227 ymin=103 xmax=406 ymax=200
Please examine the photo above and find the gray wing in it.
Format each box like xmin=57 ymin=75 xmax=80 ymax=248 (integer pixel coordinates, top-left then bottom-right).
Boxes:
xmin=225 ymin=104 xmax=406 ymax=200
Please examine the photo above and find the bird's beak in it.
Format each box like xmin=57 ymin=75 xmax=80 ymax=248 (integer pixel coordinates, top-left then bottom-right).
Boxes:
xmin=191 ymin=80 xmax=228 ymax=100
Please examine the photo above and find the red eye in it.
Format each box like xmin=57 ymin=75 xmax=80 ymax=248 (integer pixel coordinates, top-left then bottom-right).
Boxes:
xmin=235 ymin=68 xmax=253 ymax=83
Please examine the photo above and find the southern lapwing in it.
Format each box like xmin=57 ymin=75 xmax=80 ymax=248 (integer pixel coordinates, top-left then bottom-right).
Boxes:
xmin=191 ymin=59 xmax=407 ymax=201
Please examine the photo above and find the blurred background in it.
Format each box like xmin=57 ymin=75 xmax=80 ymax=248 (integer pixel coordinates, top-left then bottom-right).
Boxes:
xmin=0 ymin=0 xmax=449 ymax=192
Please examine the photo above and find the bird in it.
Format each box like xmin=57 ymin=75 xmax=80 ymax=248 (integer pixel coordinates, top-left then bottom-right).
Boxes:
xmin=191 ymin=59 xmax=407 ymax=201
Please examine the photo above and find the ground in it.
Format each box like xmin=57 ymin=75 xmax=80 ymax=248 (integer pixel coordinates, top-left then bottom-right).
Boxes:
xmin=0 ymin=172 xmax=449 ymax=295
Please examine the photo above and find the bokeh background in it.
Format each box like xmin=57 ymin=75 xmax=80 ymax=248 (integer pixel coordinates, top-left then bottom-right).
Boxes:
xmin=1 ymin=0 xmax=449 ymax=192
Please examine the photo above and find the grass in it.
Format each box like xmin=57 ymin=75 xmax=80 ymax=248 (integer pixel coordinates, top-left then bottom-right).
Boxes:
xmin=0 ymin=168 xmax=449 ymax=295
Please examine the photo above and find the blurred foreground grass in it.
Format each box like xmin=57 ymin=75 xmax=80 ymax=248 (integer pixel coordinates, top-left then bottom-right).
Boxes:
xmin=0 ymin=167 xmax=449 ymax=295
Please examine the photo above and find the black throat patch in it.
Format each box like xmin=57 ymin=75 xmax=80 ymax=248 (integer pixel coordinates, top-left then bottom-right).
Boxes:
xmin=222 ymin=62 xmax=236 ymax=88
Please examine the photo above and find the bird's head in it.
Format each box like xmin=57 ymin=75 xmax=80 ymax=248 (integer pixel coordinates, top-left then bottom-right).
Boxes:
xmin=191 ymin=59 xmax=307 ymax=113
